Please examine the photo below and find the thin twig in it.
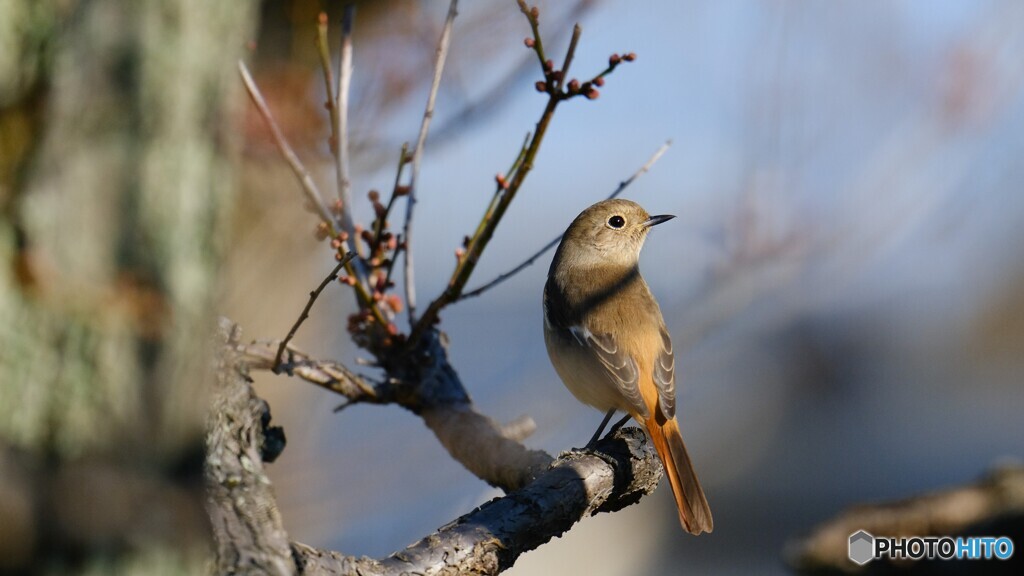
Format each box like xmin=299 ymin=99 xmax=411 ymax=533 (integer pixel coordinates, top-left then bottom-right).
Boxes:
xmin=238 ymin=61 xmax=336 ymax=229
xmin=404 ymin=0 xmax=460 ymax=325
xmin=273 ymin=252 xmax=356 ymax=372
xmin=239 ymin=338 xmax=379 ymax=401
xmin=506 ymin=131 xmax=532 ymax=178
xmin=460 ymin=236 xmax=560 ymax=302
xmin=242 ymin=59 xmax=384 ymax=327
xmin=374 ymin=143 xmax=410 ymax=244
xmin=335 ymin=4 xmax=356 ymax=237
xmin=460 ymin=140 xmax=672 ymax=300
xmin=408 ymin=100 xmax=558 ymax=343
xmin=554 ymin=25 xmax=582 ymax=93
xmin=314 ymin=13 xmax=337 ymax=144
xmin=407 ymin=10 xmax=575 ymax=345
xmin=428 ymin=0 xmax=592 ymax=145
xmin=518 ymin=0 xmax=547 ymax=70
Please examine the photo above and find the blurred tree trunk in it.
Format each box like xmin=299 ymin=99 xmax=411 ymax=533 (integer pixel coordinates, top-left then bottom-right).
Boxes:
xmin=0 ymin=0 xmax=257 ymax=573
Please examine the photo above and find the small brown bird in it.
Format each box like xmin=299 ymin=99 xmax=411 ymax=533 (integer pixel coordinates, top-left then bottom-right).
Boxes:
xmin=543 ymin=198 xmax=713 ymax=534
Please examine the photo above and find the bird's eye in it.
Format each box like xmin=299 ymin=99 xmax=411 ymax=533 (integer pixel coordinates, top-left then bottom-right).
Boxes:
xmin=607 ymin=215 xmax=626 ymax=229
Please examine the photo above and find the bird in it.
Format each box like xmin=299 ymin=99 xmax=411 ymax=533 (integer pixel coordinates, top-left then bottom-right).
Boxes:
xmin=543 ymin=198 xmax=713 ymax=535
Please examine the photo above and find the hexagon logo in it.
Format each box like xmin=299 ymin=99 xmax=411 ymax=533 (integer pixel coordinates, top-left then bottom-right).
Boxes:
xmin=848 ymin=530 xmax=875 ymax=565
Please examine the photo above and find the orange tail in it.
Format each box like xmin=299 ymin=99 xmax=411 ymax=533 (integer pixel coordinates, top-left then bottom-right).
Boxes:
xmin=645 ymin=416 xmax=713 ymax=535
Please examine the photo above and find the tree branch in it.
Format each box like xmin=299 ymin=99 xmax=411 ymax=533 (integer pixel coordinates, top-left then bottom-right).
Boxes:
xmin=210 ymin=320 xmax=663 ymax=575
xmin=407 ymin=5 xmax=637 ymax=345
xmin=207 ymin=321 xmax=296 ymax=576
xmin=272 ymin=252 xmax=355 ymax=371
xmin=237 ymin=329 xmax=551 ymax=490
xmin=240 ymin=59 xmax=380 ymax=320
xmin=334 ymin=4 xmax=356 ymax=238
xmin=404 ymin=0 xmax=461 ymax=325
xmin=789 ymin=464 xmax=1024 ymax=575
xmin=238 ymin=61 xmax=336 ymax=230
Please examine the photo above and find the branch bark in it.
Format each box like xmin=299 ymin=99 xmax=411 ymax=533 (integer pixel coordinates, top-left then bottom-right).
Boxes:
xmin=239 ymin=329 xmax=553 ymax=491
xmin=210 ymin=320 xmax=664 ymax=575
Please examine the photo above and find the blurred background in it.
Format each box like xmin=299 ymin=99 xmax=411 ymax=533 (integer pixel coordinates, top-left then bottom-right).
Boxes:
xmin=228 ymin=1 xmax=1024 ymax=574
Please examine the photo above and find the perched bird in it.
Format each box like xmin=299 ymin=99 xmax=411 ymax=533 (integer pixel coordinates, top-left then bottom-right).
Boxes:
xmin=543 ymin=198 xmax=713 ymax=534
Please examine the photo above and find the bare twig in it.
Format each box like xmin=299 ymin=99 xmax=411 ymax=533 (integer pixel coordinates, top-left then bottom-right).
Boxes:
xmin=335 ymin=4 xmax=356 ymax=238
xmin=404 ymin=0 xmax=461 ymax=325
xmin=554 ymin=24 xmax=582 ymax=93
xmin=429 ymin=0 xmax=594 ymax=145
xmin=519 ymin=0 xmax=548 ymax=70
xmin=408 ymin=8 xmax=573 ymax=345
xmin=238 ymin=61 xmax=336 ymax=229
xmin=241 ymin=339 xmax=378 ymax=401
xmin=374 ymin=144 xmax=410 ymax=244
xmin=315 ymin=13 xmax=336 ymax=139
xmin=242 ymin=59 xmax=387 ymax=335
xmin=272 ymin=252 xmax=356 ymax=372
xmin=460 ymin=140 xmax=671 ymax=300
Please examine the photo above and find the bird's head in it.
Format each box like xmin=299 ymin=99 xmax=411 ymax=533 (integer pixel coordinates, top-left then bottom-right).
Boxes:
xmin=557 ymin=198 xmax=675 ymax=270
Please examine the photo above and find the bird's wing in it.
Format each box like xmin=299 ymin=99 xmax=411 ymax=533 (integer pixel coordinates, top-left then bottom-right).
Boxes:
xmin=652 ymin=325 xmax=676 ymax=420
xmin=571 ymin=326 xmax=651 ymax=420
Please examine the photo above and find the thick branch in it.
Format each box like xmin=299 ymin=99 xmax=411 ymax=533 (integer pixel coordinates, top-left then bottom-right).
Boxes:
xmin=293 ymin=427 xmax=659 ymax=575
xmin=210 ymin=320 xmax=665 ymax=575
xmin=206 ymin=321 xmax=294 ymax=576
xmin=237 ymin=330 xmax=552 ymax=490
xmin=789 ymin=464 xmax=1024 ymax=575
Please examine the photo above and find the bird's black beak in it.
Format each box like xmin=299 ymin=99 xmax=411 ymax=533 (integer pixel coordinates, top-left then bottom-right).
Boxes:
xmin=642 ymin=214 xmax=675 ymax=228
